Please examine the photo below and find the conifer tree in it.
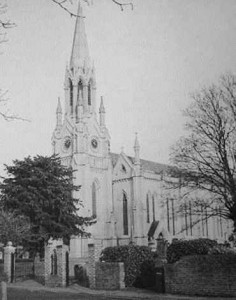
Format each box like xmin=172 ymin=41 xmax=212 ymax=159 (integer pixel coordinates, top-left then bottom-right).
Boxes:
xmin=0 ymin=155 xmax=88 ymax=255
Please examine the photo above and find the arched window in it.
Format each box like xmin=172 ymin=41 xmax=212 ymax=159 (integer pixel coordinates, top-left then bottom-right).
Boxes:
xmin=88 ymin=81 xmax=91 ymax=106
xmin=53 ymin=250 xmax=57 ymax=275
xmin=69 ymin=79 xmax=73 ymax=113
xmin=78 ymin=80 xmax=83 ymax=102
xmin=51 ymin=250 xmax=57 ymax=275
xmin=146 ymin=194 xmax=150 ymax=223
xmin=123 ymin=192 xmax=128 ymax=235
xmin=92 ymin=182 xmax=97 ymax=218
xmin=152 ymin=195 xmax=155 ymax=221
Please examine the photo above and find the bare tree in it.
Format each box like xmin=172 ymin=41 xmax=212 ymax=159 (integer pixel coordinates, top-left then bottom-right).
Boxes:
xmin=0 ymin=1 xmax=15 ymax=44
xmin=170 ymin=73 xmax=236 ymax=232
xmin=51 ymin=0 xmax=133 ymax=17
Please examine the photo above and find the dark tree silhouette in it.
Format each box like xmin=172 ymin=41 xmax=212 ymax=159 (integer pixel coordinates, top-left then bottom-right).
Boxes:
xmin=170 ymin=73 xmax=236 ymax=232
xmin=0 ymin=155 xmax=89 ymax=254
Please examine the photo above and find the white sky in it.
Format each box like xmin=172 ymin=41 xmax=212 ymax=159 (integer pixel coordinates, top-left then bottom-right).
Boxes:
xmin=0 ymin=0 xmax=236 ymax=174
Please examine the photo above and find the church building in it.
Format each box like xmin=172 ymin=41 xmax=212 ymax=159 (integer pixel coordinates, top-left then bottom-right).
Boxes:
xmin=52 ymin=3 xmax=231 ymax=261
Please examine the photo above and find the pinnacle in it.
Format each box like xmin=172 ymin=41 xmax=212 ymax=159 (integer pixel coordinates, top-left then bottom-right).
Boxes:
xmin=70 ymin=1 xmax=90 ymax=71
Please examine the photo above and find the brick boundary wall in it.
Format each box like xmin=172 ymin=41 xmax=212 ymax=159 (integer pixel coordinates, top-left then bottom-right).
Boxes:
xmin=95 ymin=262 xmax=125 ymax=290
xmin=164 ymin=254 xmax=236 ymax=297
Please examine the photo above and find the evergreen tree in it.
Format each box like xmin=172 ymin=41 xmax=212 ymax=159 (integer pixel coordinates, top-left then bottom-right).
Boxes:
xmin=0 ymin=154 xmax=88 ymax=255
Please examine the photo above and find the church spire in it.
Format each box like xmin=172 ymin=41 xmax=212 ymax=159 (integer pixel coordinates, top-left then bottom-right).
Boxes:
xmin=70 ymin=2 xmax=90 ymax=71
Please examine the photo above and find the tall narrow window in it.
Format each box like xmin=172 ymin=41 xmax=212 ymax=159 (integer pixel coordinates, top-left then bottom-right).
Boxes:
xmin=184 ymin=202 xmax=188 ymax=235
xmin=78 ymin=80 xmax=83 ymax=102
xmin=146 ymin=195 xmax=150 ymax=223
xmin=219 ymin=208 xmax=223 ymax=237
xmin=189 ymin=201 xmax=193 ymax=236
xmin=205 ymin=207 xmax=208 ymax=237
xmin=171 ymin=198 xmax=175 ymax=235
xmin=88 ymin=81 xmax=91 ymax=106
xmin=201 ymin=205 xmax=205 ymax=236
xmin=167 ymin=199 xmax=170 ymax=232
xmin=152 ymin=195 xmax=155 ymax=221
xmin=92 ymin=182 xmax=97 ymax=218
xmin=69 ymin=79 xmax=73 ymax=113
xmin=123 ymin=193 xmax=128 ymax=235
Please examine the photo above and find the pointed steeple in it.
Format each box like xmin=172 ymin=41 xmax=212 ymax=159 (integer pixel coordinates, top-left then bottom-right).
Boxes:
xmin=134 ymin=133 xmax=140 ymax=165
xmin=70 ymin=2 xmax=90 ymax=71
xmin=56 ymin=97 xmax=62 ymax=129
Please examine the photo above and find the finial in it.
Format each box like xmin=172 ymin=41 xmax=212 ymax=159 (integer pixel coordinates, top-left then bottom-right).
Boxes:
xmin=134 ymin=132 xmax=140 ymax=149
xmin=56 ymin=97 xmax=62 ymax=114
xmin=99 ymin=96 xmax=105 ymax=113
xmin=134 ymin=132 xmax=140 ymax=165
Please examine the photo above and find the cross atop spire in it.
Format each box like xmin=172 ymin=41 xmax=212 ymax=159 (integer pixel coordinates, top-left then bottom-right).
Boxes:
xmin=70 ymin=1 xmax=90 ymax=71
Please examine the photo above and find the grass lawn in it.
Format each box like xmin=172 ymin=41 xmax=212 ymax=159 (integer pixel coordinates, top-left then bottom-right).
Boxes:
xmin=1 ymin=287 xmax=111 ymax=300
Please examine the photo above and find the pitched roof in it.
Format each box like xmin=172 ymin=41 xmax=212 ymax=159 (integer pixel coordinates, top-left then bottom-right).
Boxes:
xmin=110 ymin=152 xmax=169 ymax=174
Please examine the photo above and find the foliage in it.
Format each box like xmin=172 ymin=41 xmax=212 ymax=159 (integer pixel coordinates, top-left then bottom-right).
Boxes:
xmin=170 ymin=73 xmax=236 ymax=231
xmin=0 ymin=210 xmax=31 ymax=246
xmin=208 ymin=244 xmax=236 ymax=255
xmin=0 ymin=154 xmax=89 ymax=254
xmin=100 ymin=244 xmax=155 ymax=287
xmin=167 ymin=238 xmax=218 ymax=263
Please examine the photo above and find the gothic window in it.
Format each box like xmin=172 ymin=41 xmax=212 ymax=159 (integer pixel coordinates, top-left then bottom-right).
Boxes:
xmin=78 ymin=80 xmax=83 ymax=102
xmin=146 ymin=194 xmax=150 ymax=223
xmin=123 ymin=192 xmax=128 ymax=235
xmin=171 ymin=198 xmax=175 ymax=235
xmin=92 ymin=182 xmax=97 ymax=218
xmin=69 ymin=79 xmax=73 ymax=113
xmin=152 ymin=195 xmax=155 ymax=222
xmin=166 ymin=199 xmax=170 ymax=232
xmin=189 ymin=201 xmax=193 ymax=236
xmin=51 ymin=250 xmax=57 ymax=275
xmin=184 ymin=202 xmax=188 ymax=235
xmin=166 ymin=198 xmax=176 ymax=235
xmin=88 ymin=81 xmax=91 ymax=106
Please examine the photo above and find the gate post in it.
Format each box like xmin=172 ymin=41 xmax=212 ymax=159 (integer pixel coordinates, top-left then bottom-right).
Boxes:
xmin=4 ymin=241 xmax=16 ymax=283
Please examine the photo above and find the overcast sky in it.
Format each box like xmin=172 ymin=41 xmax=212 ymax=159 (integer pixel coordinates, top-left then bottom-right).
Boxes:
xmin=0 ymin=0 xmax=236 ymax=174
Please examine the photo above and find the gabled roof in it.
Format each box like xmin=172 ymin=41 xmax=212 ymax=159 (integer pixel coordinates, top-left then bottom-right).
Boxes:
xmin=110 ymin=152 xmax=169 ymax=174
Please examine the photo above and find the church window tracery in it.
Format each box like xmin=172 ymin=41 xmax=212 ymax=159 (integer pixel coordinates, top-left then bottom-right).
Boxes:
xmin=78 ymin=80 xmax=83 ymax=102
xmin=69 ymin=79 xmax=73 ymax=113
xmin=146 ymin=194 xmax=150 ymax=223
xmin=92 ymin=182 xmax=97 ymax=218
xmin=88 ymin=81 xmax=91 ymax=106
xmin=152 ymin=195 xmax=155 ymax=221
xmin=123 ymin=192 xmax=128 ymax=235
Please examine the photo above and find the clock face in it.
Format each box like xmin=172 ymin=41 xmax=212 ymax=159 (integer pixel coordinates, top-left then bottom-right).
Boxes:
xmin=91 ymin=138 xmax=98 ymax=149
xmin=64 ymin=138 xmax=71 ymax=150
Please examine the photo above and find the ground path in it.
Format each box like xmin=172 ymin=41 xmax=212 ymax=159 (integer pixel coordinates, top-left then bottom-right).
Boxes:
xmin=2 ymin=280 xmax=233 ymax=300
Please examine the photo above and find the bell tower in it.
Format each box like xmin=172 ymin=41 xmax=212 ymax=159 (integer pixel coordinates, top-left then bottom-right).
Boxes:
xmin=64 ymin=4 xmax=96 ymax=119
xmin=52 ymin=2 xmax=115 ymax=257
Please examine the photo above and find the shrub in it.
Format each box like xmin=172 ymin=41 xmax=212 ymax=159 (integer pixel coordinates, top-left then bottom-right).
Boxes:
xmin=208 ymin=245 xmax=236 ymax=255
xmin=100 ymin=244 xmax=155 ymax=287
xmin=167 ymin=238 xmax=217 ymax=263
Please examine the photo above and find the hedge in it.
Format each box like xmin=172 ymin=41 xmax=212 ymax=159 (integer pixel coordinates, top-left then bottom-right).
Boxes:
xmin=100 ymin=244 xmax=155 ymax=287
xmin=167 ymin=238 xmax=217 ymax=263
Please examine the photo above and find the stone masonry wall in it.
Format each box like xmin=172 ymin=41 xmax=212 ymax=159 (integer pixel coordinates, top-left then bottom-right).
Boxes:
xmin=95 ymin=262 xmax=125 ymax=290
xmin=165 ymin=254 xmax=236 ymax=297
